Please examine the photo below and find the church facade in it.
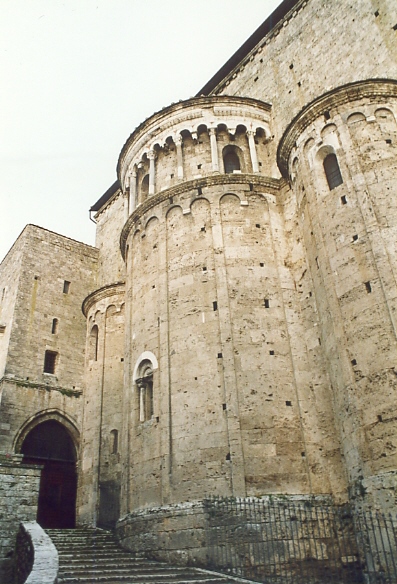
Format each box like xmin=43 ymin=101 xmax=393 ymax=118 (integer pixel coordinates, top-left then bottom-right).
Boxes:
xmin=1 ymin=0 xmax=396 ymax=574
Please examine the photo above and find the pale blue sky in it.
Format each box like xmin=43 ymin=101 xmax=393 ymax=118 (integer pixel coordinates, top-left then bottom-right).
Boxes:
xmin=0 ymin=0 xmax=281 ymax=260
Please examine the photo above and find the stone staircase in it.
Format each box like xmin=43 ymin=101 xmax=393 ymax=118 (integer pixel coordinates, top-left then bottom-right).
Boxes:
xmin=46 ymin=528 xmax=249 ymax=583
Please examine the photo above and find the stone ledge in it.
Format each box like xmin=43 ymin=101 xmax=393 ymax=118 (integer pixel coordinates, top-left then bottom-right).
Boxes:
xmin=82 ymin=281 xmax=125 ymax=317
xmin=0 ymin=375 xmax=82 ymax=397
xmin=120 ymin=173 xmax=284 ymax=258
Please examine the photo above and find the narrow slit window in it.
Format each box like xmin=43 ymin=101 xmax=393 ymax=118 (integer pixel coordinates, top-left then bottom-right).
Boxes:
xmin=51 ymin=318 xmax=58 ymax=334
xmin=110 ymin=430 xmax=118 ymax=454
xmin=63 ymin=280 xmax=71 ymax=294
xmin=44 ymin=350 xmax=57 ymax=374
xmin=264 ymin=299 xmax=270 ymax=308
xmin=213 ymin=301 xmax=218 ymax=311
xmin=323 ymin=153 xmax=343 ymax=190
xmin=89 ymin=325 xmax=99 ymax=361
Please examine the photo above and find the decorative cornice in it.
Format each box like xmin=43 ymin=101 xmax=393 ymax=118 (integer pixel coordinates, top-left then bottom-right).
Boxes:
xmin=0 ymin=375 xmax=82 ymax=397
xmin=117 ymin=96 xmax=271 ymax=180
xmin=82 ymin=281 xmax=125 ymax=317
xmin=120 ymin=173 xmax=283 ymax=258
xmin=277 ymin=79 xmax=397 ymax=178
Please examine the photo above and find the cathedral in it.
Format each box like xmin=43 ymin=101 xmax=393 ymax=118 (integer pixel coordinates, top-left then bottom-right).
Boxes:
xmin=1 ymin=0 xmax=396 ymax=579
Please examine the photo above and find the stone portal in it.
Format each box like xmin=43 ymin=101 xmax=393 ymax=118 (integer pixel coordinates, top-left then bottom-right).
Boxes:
xmin=20 ymin=420 xmax=77 ymax=528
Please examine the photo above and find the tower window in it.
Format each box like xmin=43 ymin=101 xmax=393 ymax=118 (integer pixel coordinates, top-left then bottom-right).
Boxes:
xmin=110 ymin=429 xmax=118 ymax=454
xmin=44 ymin=351 xmax=57 ymax=374
xmin=323 ymin=153 xmax=343 ymax=190
xmin=51 ymin=318 xmax=58 ymax=334
xmin=63 ymin=280 xmax=71 ymax=294
xmin=136 ymin=361 xmax=154 ymax=422
xmin=89 ymin=325 xmax=99 ymax=361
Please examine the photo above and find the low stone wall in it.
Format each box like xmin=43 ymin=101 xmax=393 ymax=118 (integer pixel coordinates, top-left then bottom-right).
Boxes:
xmin=117 ymin=496 xmax=396 ymax=584
xmin=349 ymin=470 xmax=397 ymax=512
xmin=117 ymin=501 xmax=208 ymax=566
xmin=0 ymin=455 xmax=42 ymax=583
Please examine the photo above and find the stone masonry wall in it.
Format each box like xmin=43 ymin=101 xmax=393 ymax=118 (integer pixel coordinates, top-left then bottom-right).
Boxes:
xmin=281 ymin=88 xmax=397 ymax=508
xmin=94 ymin=192 xmax=126 ymax=289
xmin=120 ymin=174 xmax=346 ymax=514
xmin=0 ymin=455 xmax=41 ymax=584
xmin=3 ymin=225 xmax=98 ymax=386
xmin=0 ymin=225 xmax=98 ymax=456
xmin=0 ymin=232 xmax=25 ymax=378
xmin=78 ymin=285 xmax=125 ymax=527
xmin=216 ymin=0 xmax=397 ymax=142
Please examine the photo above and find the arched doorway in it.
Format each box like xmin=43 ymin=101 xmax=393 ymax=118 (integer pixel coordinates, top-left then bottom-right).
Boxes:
xmin=20 ymin=420 xmax=77 ymax=528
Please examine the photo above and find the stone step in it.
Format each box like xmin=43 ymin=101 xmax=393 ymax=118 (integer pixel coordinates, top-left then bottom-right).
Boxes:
xmin=58 ymin=567 xmax=195 ymax=577
xmin=46 ymin=528 xmax=247 ymax=584
xmin=58 ymin=576 xmax=235 ymax=584
xmin=60 ymin=557 xmax=166 ymax=565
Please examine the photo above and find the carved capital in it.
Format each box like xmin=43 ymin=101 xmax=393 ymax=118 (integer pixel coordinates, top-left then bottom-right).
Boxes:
xmin=147 ymin=149 xmax=156 ymax=160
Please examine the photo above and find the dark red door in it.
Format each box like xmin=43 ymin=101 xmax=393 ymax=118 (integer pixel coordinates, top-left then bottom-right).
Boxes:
xmin=20 ymin=420 xmax=77 ymax=528
xmin=36 ymin=460 xmax=77 ymax=528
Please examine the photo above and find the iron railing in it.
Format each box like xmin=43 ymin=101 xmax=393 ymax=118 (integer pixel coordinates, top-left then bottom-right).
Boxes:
xmin=203 ymin=496 xmax=397 ymax=584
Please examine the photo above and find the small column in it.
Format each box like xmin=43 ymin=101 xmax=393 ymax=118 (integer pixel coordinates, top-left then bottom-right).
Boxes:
xmin=138 ymin=381 xmax=145 ymax=422
xmin=175 ymin=135 xmax=184 ymax=179
xmin=129 ymin=168 xmax=137 ymax=211
xmin=148 ymin=150 xmax=156 ymax=195
xmin=209 ymin=128 xmax=219 ymax=172
xmin=247 ymin=130 xmax=259 ymax=173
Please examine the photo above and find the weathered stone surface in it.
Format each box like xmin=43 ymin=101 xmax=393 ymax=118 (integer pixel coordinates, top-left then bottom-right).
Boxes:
xmin=0 ymin=456 xmax=41 ymax=583
xmin=0 ymin=0 xmax=396 ymax=575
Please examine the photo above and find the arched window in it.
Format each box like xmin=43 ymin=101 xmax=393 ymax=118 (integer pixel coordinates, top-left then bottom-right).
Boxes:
xmin=89 ymin=325 xmax=99 ymax=361
xmin=223 ymin=146 xmax=241 ymax=174
xmin=323 ymin=153 xmax=343 ymax=190
xmin=141 ymin=174 xmax=149 ymax=200
xmin=136 ymin=360 xmax=154 ymax=422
